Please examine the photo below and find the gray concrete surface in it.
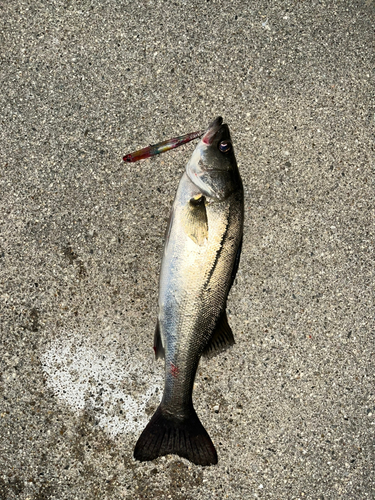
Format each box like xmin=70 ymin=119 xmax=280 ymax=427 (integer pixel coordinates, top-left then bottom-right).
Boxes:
xmin=1 ymin=0 xmax=374 ymax=498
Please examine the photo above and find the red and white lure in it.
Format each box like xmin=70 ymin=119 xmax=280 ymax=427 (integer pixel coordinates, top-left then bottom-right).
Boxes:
xmin=123 ymin=129 xmax=204 ymax=163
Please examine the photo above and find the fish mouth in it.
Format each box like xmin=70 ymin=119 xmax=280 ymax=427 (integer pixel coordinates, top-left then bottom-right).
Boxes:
xmin=202 ymin=117 xmax=224 ymax=145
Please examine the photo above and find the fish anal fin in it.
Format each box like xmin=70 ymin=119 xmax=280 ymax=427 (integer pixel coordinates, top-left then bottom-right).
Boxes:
xmin=182 ymin=195 xmax=208 ymax=245
xmin=153 ymin=321 xmax=165 ymax=360
xmin=134 ymin=405 xmax=218 ymax=466
xmin=203 ymin=309 xmax=235 ymax=358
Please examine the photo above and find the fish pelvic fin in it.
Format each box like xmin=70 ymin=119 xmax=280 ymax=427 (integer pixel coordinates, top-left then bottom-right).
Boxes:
xmin=202 ymin=309 xmax=235 ymax=358
xmin=134 ymin=405 xmax=218 ymax=466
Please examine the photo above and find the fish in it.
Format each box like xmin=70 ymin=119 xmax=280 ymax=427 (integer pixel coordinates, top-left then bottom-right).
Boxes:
xmin=123 ymin=129 xmax=204 ymax=162
xmin=134 ymin=117 xmax=244 ymax=466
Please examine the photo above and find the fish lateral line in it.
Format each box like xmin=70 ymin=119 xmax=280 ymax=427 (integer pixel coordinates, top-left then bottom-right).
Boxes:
xmin=123 ymin=129 xmax=204 ymax=162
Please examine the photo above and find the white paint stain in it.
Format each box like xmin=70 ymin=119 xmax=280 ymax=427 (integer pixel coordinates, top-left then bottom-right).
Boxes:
xmin=40 ymin=335 xmax=162 ymax=437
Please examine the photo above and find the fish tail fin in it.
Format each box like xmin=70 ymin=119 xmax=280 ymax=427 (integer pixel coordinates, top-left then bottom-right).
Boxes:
xmin=134 ymin=405 xmax=218 ymax=466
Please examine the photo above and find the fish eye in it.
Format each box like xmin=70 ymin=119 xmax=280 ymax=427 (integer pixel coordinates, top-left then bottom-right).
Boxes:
xmin=218 ymin=140 xmax=232 ymax=153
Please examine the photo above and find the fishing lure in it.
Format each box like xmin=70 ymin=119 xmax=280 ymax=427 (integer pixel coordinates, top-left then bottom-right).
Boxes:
xmin=123 ymin=129 xmax=204 ymax=162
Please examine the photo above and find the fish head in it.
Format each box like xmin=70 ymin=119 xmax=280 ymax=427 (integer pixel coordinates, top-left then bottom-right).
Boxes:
xmin=186 ymin=117 xmax=242 ymax=200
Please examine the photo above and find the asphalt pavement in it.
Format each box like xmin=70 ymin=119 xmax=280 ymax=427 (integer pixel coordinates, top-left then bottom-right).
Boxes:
xmin=1 ymin=0 xmax=374 ymax=498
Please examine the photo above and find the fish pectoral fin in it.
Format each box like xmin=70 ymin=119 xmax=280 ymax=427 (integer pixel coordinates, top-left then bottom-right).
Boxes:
xmin=153 ymin=320 xmax=165 ymax=360
xmin=202 ymin=309 xmax=235 ymax=358
xmin=182 ymin=194 xmax=208 ymax=245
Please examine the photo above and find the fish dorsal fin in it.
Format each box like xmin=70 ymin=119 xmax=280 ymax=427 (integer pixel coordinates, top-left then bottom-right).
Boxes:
xmin=230 ymin=236 xmax=242 ymax=291
xmin=154 ymin=320 xmax=165 ymax=360
xmin=182 ymin=194 xmax=208 ymax=245
xmin=202 ymin=309 xmax=235 ymax=357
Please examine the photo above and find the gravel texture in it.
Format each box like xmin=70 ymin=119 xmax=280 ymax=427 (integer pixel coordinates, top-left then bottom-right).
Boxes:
xmin=1 ymin=0 xmax=374 ymax=498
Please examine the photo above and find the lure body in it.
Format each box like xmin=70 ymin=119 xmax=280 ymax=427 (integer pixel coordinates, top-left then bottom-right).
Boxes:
xmin=123 ymin=130 xmax=204 ymax=162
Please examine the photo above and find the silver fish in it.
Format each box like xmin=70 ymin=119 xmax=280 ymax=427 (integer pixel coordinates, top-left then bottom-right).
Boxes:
xmin=134 ymin=117 xmax=244 ymax=466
